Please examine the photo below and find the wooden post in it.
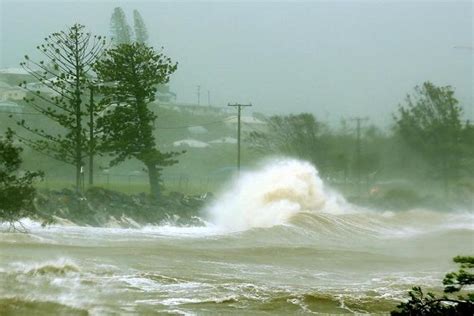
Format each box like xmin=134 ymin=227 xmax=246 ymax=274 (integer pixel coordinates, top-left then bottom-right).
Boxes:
xmin=227 ymin=103 xmax=252 ymax=172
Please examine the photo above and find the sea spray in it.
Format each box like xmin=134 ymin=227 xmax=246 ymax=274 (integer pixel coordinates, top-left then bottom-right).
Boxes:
xmin=206 ymin=159 xmax=348 ymax=231
xmin=1 ymin=168 xmax=472 ymax=315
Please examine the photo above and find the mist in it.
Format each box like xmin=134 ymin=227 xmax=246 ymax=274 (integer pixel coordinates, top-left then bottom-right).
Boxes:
xmin=1 ymin=0 xmax=472 ymax=126
xmin=0 ymin=1 xmax=473 ymax=315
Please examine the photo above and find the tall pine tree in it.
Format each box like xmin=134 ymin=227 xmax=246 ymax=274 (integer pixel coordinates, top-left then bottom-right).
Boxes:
xmin=133 ymin=9 xmax=149 ymax=44
xmin=18 ymin=24 xmax=106 ymax=193
xmin=110 ymin=7 xmax=132 ymax=44
xmin=94 ymin=43 xmax=179 ymax=198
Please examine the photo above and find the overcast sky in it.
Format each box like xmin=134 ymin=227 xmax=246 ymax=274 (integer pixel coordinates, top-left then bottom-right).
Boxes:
xmin=0 ymin=0 xmax=472 ymax=127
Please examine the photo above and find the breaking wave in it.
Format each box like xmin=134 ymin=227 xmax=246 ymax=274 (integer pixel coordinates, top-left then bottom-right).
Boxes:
xmin=206 ymin=159 xmax=350 ymax=231
xmin=205 ymin=158 xmax=473 ymax=237
xmin=0 ymin=158 xmax=472 ymax=314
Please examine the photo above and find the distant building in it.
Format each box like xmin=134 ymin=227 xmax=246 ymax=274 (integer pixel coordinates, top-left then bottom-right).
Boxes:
xmin=156 ymin=84 xmax=177 ymax=103
xmin=0 ymin=100 xmax=23 ymax=113
xmin=225 ymin=115 xmax=266 ymax=125
xmin=209 ymin=137 xmax=237 ymax=144
xmin=173 ymin=139 xmax=210 ymax=148
xmin=0 ymin=68 xmax=34 ymax=86
xmin=188 ymin=126 xmax=208 ymax=134
xmin=24 ymin=81 xmax=60 ymax=97
xmin=0 ymin=68 xmax=29 ymax=75
xmin=160 ymin=102 xmax=233 ymax=116
xmin=0 ymin=81 xmax=27 ymax=101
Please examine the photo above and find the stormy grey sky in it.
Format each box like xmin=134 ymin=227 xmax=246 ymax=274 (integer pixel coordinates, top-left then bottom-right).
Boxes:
xmin=0 ymin=0 xmax=472 ymax=127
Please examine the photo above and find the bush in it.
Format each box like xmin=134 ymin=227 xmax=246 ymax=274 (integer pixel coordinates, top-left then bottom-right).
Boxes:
xmin=0 ymin=129 xmax=43 ymax=229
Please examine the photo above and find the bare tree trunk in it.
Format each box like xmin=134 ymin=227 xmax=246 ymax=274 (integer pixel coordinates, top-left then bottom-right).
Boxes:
xmin=89 ymin=87 xmax=94 ymax=186
xmin=76 ymin=160 xmax=82 ymax=193
xmin=146 ymin=163 xmax=160 ymax=199
xmin=74 ymin=32 xmax=83 ymax=194
xmin=75 ymin=101 xmax=82 ymax=194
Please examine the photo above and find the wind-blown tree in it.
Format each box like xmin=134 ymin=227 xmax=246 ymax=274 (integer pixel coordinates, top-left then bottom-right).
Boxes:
xmin=18 ymin=24 xmax=106 ymax=192
xmin=133 ymin=9 xmax=149 ymax=44
xmin=110 ymin=7 xmax=132 ymax=45
xmin=248 ymin=113 xmax=327 ymax=162
xmin=248 ymin=113 xmax=342 ymax=176
xmin=0 ymin=129 xmax=43 ymax=228
xmin=94 ymin=43 xmax=179 ymax=198
xmin=248 ymin=114 xmax=383 ymax=184
xmin=356 ymin=125 xmax=382 ymax=181
xmin=391 ymin=256 xmax=474 ymax=315
xmin=393 ymin=82 xmax=470 ymax=195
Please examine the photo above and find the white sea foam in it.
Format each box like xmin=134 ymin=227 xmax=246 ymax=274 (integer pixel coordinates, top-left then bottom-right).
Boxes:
xmin=206 ymin=158 xmax=349 ymax=231
xmin=1 ymin=159 xmax=471 ymax=239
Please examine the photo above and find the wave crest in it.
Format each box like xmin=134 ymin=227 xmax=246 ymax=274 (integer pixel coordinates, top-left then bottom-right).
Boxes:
xmin=12 ymin=258 xmax=80 ymax=276
xmin=206 ymin=159 xmax=348 ymax=231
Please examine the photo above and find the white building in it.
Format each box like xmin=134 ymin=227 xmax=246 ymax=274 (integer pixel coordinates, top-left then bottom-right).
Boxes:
xmin=173 ymin=139 xmax=210 ymax=148
xmin=209 ymin=137 xmax=237 ymax=144
xmin=0 ymin=100 xmax=23 ymax=113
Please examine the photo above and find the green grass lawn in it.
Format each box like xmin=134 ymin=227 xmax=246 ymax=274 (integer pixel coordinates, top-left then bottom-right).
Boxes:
xmin=36 ymin=176 xmax=226 ymax=196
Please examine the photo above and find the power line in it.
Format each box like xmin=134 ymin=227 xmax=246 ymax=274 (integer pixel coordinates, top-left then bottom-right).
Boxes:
xmin=349 ymin=116 xmax=369 ymax=194
xmin=156 ymin=117 xmax=235 ymax=129
xmin=228 ymin=103 xmax=252 ymax=172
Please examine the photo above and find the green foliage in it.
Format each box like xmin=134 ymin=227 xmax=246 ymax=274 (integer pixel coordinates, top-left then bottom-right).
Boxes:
xmin=0 ymin=129 xmax=43 ymax=226
xmin=247 ymin=113 xmax=382 ymax=180
xmin=443 ymin=256 xmax=474 ymax=294
xmin=391 ymin=256 xmax=474 ymax=315
xmin=393 ymin=82 xmax=471 ymax=194
xmin=110 ymin=8 xmax=149 ymax=44
xmin=93 ymin=42 xmax=180 ymax=198
xmin=18 ymin=24 xmax=106 ymax=192
xmin=133 ymin=9 xmax=149 ymax=44
xmin=248 ymin=113 xmax=328 ymax=165
xmin=110 ymin=7 xmax=132 ymax=44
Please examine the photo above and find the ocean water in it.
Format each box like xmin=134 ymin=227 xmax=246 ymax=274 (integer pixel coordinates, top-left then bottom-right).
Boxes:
xmin=0 ymin=159 xmax=472 ymax=315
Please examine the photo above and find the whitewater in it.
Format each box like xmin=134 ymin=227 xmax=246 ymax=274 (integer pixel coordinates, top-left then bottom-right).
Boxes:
xmin=0 ymin=159 xmax=472 ymax=315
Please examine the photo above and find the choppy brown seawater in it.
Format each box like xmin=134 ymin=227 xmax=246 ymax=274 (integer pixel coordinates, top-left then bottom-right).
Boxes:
xmin=1 ymin=160 xmax=472 ymax=315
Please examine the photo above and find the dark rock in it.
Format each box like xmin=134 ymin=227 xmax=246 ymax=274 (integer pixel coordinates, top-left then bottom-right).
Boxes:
xmin=32 ymin=188 xmax=208 ymax=227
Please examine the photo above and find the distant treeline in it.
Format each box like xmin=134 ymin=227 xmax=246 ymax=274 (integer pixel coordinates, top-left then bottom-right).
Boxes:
xmin=248 ymin=82 xmax=474 ymax=198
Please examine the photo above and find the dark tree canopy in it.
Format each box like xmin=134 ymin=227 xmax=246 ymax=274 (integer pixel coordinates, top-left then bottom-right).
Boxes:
xmin=247 ymin=113 xmax=381 ymax=179
xmin=94 ymin=42 xmax=179 ymax=198
xmin=110 ymin=7 xmax=132 ymax=45
xmin=0 ymin=129 xmax=43 ymax=228
xmin=248 ymin=113 xmax=327 ymax=162
xmin=18 ymin=24 xmax=106 ymax=192
xmin=391 ymin=256 xmax=474 ymax=315
xmin=393 ymin=82 xmax=471 ymax=194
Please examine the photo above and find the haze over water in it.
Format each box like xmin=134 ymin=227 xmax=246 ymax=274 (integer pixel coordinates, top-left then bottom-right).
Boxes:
xmin=1 ymin=160 xmax=472 ymax=314
xmin=1 ymin=1 xmax=472 ymax=125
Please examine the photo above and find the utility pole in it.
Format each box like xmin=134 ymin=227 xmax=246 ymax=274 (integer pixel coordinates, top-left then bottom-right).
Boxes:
xmin=207 ymin=90 xmax=211 ymax=106
xmin=88 ymin=85 xmax=94 ymax=186
xmin=350 ymin=116 xmax=368 ymax=194
xmin=197 ymin=85 xmax=201 ymax=105
xmin=228 ymin=103 xmax=252 ymax=173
